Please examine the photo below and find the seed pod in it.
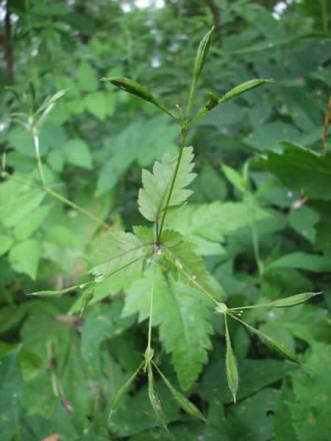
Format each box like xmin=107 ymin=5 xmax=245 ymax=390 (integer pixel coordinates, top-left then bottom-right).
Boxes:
xmin=193 ymin=27 xmax=214 ymax=84
xmin=270 ymin=291 xmax=321 ymax=308
xmin=219 ymin=79 xmax=273 ymax=104
xmin=205 ymin=91 xmax=220 ymax=111
xmin=104 ymin=76 xmax=157 ymax=103
xmin=224 ymin=315 xmax=239 ymax=403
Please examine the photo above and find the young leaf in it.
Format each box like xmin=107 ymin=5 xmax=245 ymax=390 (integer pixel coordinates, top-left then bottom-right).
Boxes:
xmin=224 ymin=315 xmax=239 ymax=403
xmin=138 ymin=147 xmax=196 ymax=223
xmin=218 ymin=79 xmax=273 ymax=104
xmin=102 ymin=76 xmax=175 ymax=120
xmin=108 ymin=361 xmax=144 ymax=420
xmin=147 ymin=364 xmax=168 ymax=432
xmin=153 ymin=362 xmax=206 ymax=422
xmin=193 ymin=27 xmax=214 ymax=84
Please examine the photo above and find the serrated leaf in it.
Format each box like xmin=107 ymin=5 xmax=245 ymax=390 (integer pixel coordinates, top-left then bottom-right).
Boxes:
xmin=161 ymin=229 xmax=225 ymax=301
xmin=224 ymin=315 xmax=239 ymax=403
xmin=123 ymin=266 xmax=213 ymax=390
xmin=89 ymin=230 xmax=151 ymax=281
xmin=138 ymin=147 xmax=196 ymax=223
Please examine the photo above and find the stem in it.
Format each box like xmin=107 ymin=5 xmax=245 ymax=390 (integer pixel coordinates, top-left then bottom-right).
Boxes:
xmin=147 ymin=265 xmax=156 ymax=354
xmin=31 ymin=125 xmax=46 ymax=186
xmin=157 ymin=126 xmax=189 ymax=242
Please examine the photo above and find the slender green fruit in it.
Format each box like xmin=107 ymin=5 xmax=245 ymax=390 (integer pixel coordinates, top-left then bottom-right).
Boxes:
xmin=102 ymin=76 xmax=176 ymax=120
xmin=218 ymin=79 xmax=273 ymax=104
xmin=269 ymin=292 xmax=321 ymax=308
xmin=224 ymin=315 xmax=239 ymax=403
xmin=193 ymin=26 xmax=214 ymax=84
xmin=147 ymin=364 xmax=168 ymax=432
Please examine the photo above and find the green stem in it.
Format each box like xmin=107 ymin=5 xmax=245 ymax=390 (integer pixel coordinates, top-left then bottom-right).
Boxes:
xmin=157 ymin=126 xmax=189 ymax=242
xmin=145 ymin=264 xmax=156 ymax=368
xmin=31 ymin=125 xmax=46 ymax=186
xmin=246 ymin=192 xmax=264 ymax=278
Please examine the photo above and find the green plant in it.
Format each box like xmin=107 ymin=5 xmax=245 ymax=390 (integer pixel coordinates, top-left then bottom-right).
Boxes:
xmin=23 ymin=28 xmax=320 ymax=430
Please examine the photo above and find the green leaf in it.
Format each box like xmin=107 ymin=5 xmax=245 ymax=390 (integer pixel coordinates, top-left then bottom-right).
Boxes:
xmin=0 ymin=348 xmax=23 ymax=441
xmin=258 ymin=142 xmax=331 ymax=199
xmin=222 ymin=164 xmax=247 ymax=193
xmin=0 ymin=234 xmax=14 ymax=256
xmin=138 ymin=147 xmax=196 ymax=223
xmin=267 ymin=252 xmax=331 ymax=273
xmin=123 ymin=266 xmax=213 ymax=390
xmin=288 ymin=205 xmax=320 ymax=244
xmin=224 ymin=315 xmax=239 ymax=403
xmin=167 ymin=201 xmax=272 ymax=255
xmin=84 ymin=91 xmax=108 ymax=120
xmin=76 ymin=61 xmax=98 ymax=92
xmin=63 ymin=138 xmax=93 ymax=169
xmin=14 ymin=204 xmax=52 ymax=240
xmin=89 ymin=230 xmax=150 ymax=281
xmin=9 ymin=239 xmax=42 ymax=279
xmin=218 ymin=79 xmax=273 ymax=104
xmin=161 ymin=229 xmax=224 ymax=301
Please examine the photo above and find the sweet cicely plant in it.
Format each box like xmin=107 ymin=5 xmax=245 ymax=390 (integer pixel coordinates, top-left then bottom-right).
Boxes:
xmin=28 ymin=27 xmax=320 ymax=428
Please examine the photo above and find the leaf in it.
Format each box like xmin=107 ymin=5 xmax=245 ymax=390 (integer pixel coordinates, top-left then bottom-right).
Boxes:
xmin=97 ymin=116 xmax=178 ymax=195
xmin=202 ymin=358 xmax=297 ymax=404
xmin=89 ymin=230 xmax=151 ymax=281
xmin=161 ymin=229 xmax=225 ymax=301
xmin=0 ymin=348 xmax=23 ymax=441
xmin=14 ymin=204 xmax=52 ymax=240
xmin=138 ymin=146 xmax=196 ymax=223
xmin=219 ymin=79 xmax=273 ymax=104
xmin=0 ymin=234 xmax=14 ymax=256
xmin=258 ymin=141 xmax=331 ymax=199
xmin=63 ymin=138 xmax=92 ymax=169
xmin=9 ymin=239 xmax=42 ymax=279
xmin=267 ymin=252 xmax=331 ymax=273
xmin=167 ymin=201 xmax=273 ymax=255
xmin=153 ymin=362 xmax=206 ymax=422
xmin=224 ymin=315 xmax=239 ymax=403
xmin=123 ymin=266 xmax=213 ymax=390
xmin=288 ymin=206 xmax=320 ymax=244
xmin=84 ymin=91 xmax=108 ymax=120
xmin=76 ymin=61 xmax=98 ymax=92
xmin=222 ymin=164 xmax=247 ymax=193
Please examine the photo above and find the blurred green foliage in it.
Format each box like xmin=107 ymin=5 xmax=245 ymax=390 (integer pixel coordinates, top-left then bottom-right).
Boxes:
xmin=1 ymin=0 xmax=331 ymax=439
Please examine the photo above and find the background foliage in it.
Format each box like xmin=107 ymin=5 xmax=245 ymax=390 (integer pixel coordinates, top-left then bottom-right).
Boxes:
xmin=1 ymin=0 xmax=331 ymax=439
